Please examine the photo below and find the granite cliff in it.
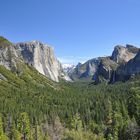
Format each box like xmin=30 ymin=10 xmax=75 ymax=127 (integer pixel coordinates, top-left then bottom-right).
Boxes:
xmin=69 ymin=44 xmax=140 ymax=83
xmin=0 ymin=37 xmax=69 ymax=82
xmin=1 ymin=36 xmax=140 ymax=83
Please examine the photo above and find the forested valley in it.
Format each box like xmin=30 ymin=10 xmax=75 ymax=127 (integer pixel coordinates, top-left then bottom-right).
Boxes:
xmin=0 ymin=64 xmax=140 ymax=140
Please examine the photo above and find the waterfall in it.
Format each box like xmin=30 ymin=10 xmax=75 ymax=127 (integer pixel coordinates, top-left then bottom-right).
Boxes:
xmin=113 ymin=71 xmax=116 ymax=83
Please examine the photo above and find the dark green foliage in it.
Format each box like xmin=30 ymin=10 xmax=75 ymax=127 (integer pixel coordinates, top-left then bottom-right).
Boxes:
xmin=0 ymin=65 xmax=140 ymax=139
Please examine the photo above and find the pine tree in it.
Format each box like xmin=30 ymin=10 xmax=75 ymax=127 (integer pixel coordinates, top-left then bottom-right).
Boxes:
xmin=0 ymin=115 xmax=9 ymax=140
xmin=0 ymin=116 xmax=3 ymax=136
xmin=71 ymin=113 xmax=82 ymax=131
xmin=17 ymin=112 xmax=31 ymax=140
xmin=12 ymin=130 xmax=21 ymax=140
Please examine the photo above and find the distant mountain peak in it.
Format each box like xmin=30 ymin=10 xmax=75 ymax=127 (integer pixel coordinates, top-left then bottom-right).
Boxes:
xmin=69 ymin=44 xmax=140 ymax=83
xmin=111 ymin=44 xmax=139 ymax=63
xmin=1 ymin=36 xmax=140 ymax=83
xmin=62 ymin=64 xmax=75 ymax=76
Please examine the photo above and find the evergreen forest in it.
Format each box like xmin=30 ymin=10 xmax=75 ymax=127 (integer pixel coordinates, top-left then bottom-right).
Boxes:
xmin=0 ymin=64 xmax=140 ymax=140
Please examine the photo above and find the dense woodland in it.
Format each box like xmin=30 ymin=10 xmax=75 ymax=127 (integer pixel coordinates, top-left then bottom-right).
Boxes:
xmin=0 ymin=64 xmax=140 ymax=140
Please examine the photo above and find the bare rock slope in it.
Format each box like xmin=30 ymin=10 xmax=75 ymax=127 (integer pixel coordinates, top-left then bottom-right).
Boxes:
xmin=69 ymin=44 xmax=139 ymax=83
xmin=0 ymin=37 xmax=69 ymax=82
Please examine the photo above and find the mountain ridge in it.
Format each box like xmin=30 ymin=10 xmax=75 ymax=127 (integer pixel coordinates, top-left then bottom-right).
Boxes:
xmin=1 ymin=36 xmax=140 ymax=84
xmin=69 ymin=44 xmax=140 ymax=83
xmin=0 ymin=36 xmax=70 ymax=82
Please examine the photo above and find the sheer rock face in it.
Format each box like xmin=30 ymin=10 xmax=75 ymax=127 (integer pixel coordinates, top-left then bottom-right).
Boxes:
xmin=69 ymin=59 xmax=100 ymax=81
xmin=69 ymin=57 xmax=119 ymax=82
xmin=70 ymin=45 xmax=139 ymax=83
xmin=98 ymin=57 xmax=118 ymax=81
xmin=0 ymin=37 xmax=70 ymax=82
xmin=0 ymin=43 xmax=20 ymax=71
xmin=116 ymin=50 xmax=140 ymax=81
xmin=111 ymin=45 xmax=139 ymax=64
xmin=1 ymin=36 xmax=140 ymax=83
xmin=16 ymin=41 xmax=69 ymax=82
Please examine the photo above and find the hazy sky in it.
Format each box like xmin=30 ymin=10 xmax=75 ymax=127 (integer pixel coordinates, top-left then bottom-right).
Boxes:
xmin=0 ymin=0 xmax=140 ymax=64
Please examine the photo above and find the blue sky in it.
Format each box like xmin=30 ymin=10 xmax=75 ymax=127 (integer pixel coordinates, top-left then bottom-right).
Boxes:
xmin=0 ymin=0 xmax=140 ymax=64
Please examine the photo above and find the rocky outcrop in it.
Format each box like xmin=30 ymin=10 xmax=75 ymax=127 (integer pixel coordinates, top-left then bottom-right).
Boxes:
xmin=70 ymin=59 xmax=100 ymax=81
xmin=0 ymin=37 xmax=21 ymax=71
xmin=0 ymin=37 xmax=69 ymax=82
xmin=1 ymin=36 xmax=140 ymax=83
xmin=16 ymin=41 xmax=66 ymax=82
xmin=69 ymin=56 xmax=119 ymax=82
xmin=69 ymin=44 xmax=139 ymax=83
xmin=116 ymin=50 xmax=140 ymax=81
xmin=126 ymin=50 xmax=140 ymax=74
xmin=98 ymin=57 xmax=118 ymax=81
xmin=111 ymin=45 xmax=139 ymax=64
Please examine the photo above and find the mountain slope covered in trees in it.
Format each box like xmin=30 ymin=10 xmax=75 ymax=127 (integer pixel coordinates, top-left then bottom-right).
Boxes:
xmin=0 ymin=64 xmax=140 ymax=140
xmin=0 ymin=36 xmax=140 ymax=140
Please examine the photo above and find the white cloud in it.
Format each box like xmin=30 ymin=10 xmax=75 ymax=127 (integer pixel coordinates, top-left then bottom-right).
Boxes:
xmin=57 ymin=56 xmax=92 ymax=65
xmin=57 ymin=57 xmax=75 ymax=64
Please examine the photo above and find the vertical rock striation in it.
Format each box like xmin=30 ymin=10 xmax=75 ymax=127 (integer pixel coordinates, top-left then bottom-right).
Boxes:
xmin=16 ymin=41 xmax=69 ymax=82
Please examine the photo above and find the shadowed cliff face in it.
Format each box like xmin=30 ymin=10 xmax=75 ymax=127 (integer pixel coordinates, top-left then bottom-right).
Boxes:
xmin=125 ymin=50 xmax=140 ymax=75
xmin=70 ymin=59 xmax=100 ymax=81
xmin=69 ymin=45 xmax=140 ymax=83
xmin=116 ymin=50 xmax=140 ymax=81
xmin=1 ymin=36 xmax=140 ymax=83
xmin=97 ymin=57 xmax=118 ymax=81
xmin=0 ymin=37 xmax=70 ymax=82
xmin=0 ymin=37 xmax=21 ymax=71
